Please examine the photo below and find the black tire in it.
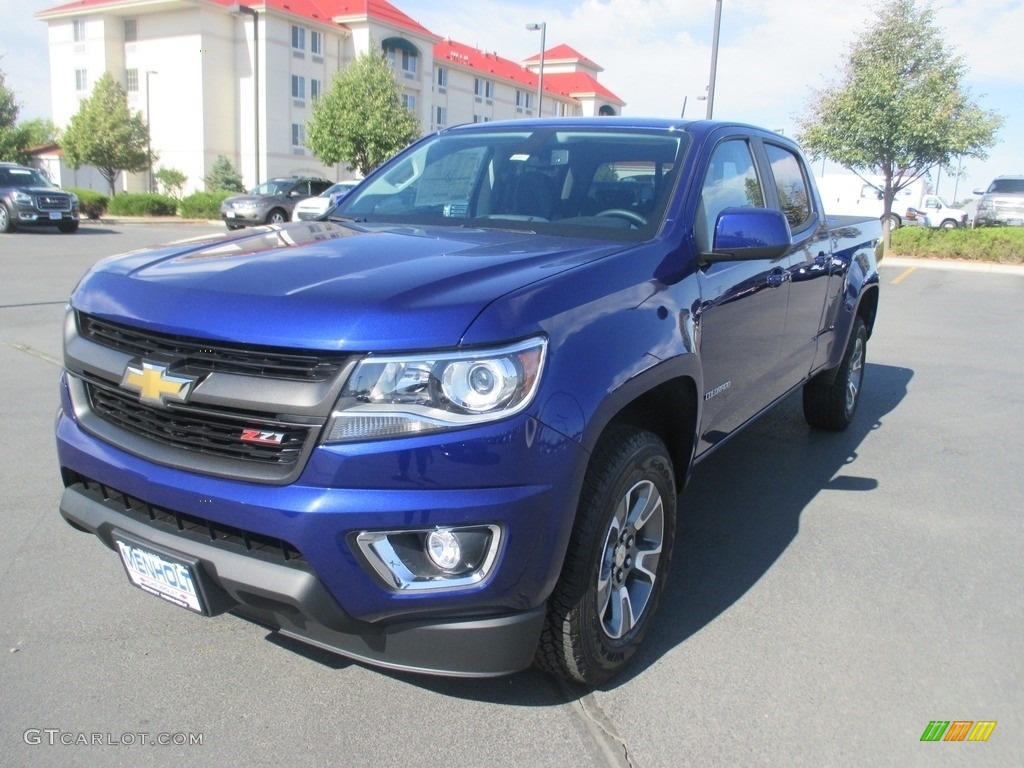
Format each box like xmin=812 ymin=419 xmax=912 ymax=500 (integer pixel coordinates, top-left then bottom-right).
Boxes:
xmin=939 ymin=219 xmax=957 ymax=229
xmin=0 ymin=203 xmax=14 ymax=233
xmin=535 ymin=425 xmax=676 ymax=685
xmin=803 ymin=317 xmax=867 ymax=431
xmin=885 ymin=214 xmax=900 ymax=232
xmin=225 ymin=223 xmax=244 ymax=231
xmin=266 ymin=208 xmax=287 ymax=225
xmin=58 ymin=220 xmax=79 ymax=233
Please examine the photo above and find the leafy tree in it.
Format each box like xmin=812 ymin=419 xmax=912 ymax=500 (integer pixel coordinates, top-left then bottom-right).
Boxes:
xmin=203 ymin=154 xmax=244 ymax=192
xmin=154 ymin=166 xmax=188 ymax=199
xmin=19 ymin=118 xmax=59 ymax=148
xmin=307 ymin=46 xmax=420 ymax=176
xmin=797 ymin=0 xmax=1002 ymax=250
xmin=0 ymin=63 xmax=24 ymax=161
xmin=61 ymin=72 xmax=154 ymax=196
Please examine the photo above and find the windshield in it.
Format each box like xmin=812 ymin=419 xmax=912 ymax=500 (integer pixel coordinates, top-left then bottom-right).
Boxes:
xmin=988 ymin=178 xmax=1024 ymax=194
xmin=0 ymin=166 xmax=54 ymax=188
xmin=247 ymin=180 xmax=290 ymax=196
xmin=331 ymin=126 xmax=688 ymax=240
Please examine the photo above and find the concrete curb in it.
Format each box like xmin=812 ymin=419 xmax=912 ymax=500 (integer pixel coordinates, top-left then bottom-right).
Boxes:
xmin=881 ymin=256 xmax=1024 ymax=275
xmin=84 ymin=217 xmax=222 ymax=226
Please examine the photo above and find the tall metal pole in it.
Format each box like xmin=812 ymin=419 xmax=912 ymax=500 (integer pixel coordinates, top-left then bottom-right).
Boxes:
xmin=706 ymin=0 xmax=722 ymax=119
xmin=236 ymin=6 xmax=260 ymax=185
xmin=527 ymin=22 xmax=546 ymax=117
xmin=146 ymin=71 xmax=157 ymax=193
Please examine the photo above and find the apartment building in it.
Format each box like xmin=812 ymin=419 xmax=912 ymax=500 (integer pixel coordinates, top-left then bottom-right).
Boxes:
xmin=35 ymin=0 xmax=625 ymax=194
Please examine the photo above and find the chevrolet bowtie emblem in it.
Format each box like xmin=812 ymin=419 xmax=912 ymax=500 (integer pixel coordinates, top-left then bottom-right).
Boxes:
xmin=120 ymin=362 xmax=195 ymax=407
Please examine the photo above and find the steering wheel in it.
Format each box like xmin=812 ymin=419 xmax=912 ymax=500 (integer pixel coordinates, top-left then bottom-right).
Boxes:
xmin=596 ymin=208 xmax=647 ymax=227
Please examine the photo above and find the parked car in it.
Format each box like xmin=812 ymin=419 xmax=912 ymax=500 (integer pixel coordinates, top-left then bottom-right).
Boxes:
xmin=0 ymin=162 xmax=80 ymax=233
xmin=220 ymin=176 xmax=332 ymax=229
xmin=916 ymin=195 xmax=969 ymax=229
xmin=291 ymin=180 xmax=361 ymax=221
xmin=973 ymin=175 xmax=1024 ymax=227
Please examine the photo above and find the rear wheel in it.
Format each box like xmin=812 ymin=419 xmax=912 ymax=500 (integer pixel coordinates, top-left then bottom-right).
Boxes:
xmin=803 ymin=317 xmax=867 ymax=431
xmin=535 ymin=426 xmax=676 ymax=685
xmin=884 ymin=214 xmax=900 ymax=232
xmin=939 ymin=219 xmax=957 ymax=229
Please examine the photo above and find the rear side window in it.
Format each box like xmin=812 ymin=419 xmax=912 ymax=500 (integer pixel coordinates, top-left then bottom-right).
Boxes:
xmin=765 ymin=144 xmax=812 ymax=230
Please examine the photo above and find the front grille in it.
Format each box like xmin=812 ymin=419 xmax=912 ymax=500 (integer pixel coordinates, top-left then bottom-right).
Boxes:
xmin=68 ymin=473 xmax=308 ymax=567
xmin=86 ymin=378 xmax=311 ymax=467
xmin=78 ymin=313 xmax=347 ymax=382
xmin=37 ymin=194 xmax=72 ymax=212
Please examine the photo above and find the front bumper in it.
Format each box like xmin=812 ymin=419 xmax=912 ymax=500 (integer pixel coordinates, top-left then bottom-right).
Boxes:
xmin=15 ymin=209 xmax=79 ymax=226
xmin=56 ymin=388 xmax=585 ymax=676
xmin=221 ymin=208 xmax=267 ymax=226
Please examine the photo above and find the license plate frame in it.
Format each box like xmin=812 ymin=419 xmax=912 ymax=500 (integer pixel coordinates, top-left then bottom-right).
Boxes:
xmin=48 ymin=212 xmax=62 ymax=220
xmin=113 ymin=533 xmax=209 ymax=615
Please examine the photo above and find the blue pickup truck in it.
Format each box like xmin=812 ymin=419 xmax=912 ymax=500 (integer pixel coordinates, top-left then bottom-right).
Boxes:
xmin=56 ymin=118 xmax=880 ymax=684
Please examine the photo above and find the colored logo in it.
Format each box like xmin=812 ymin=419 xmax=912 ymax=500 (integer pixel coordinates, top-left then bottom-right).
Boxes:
xmin=121 ymin=361 xmax=196 ymax=407
xmin=920 ymin=721 xmax=997 ymax=742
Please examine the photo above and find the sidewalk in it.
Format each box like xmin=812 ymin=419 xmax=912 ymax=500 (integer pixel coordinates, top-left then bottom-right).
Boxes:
xmin=882 ymin=255 xmax=1024 ymax=275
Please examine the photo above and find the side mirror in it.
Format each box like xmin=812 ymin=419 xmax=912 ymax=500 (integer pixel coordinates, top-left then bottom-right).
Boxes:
xmin=972 ymin=188 xmax=985 ymax=195
xmin=702 ymin=207 xmax=793 ymax=263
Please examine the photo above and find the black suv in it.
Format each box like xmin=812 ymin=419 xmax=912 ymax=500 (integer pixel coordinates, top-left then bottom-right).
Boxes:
xmin=0 ymin=162 xmax=80 ymax=233
xmin=973 ymin=175 xmax=1024 ymax=228
xmin=220 ymin=176 xmax=332 ymax=229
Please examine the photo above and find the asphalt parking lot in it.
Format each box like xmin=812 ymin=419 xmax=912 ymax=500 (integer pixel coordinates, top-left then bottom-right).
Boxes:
xmin=1 ymin=222 xmax=1021 ymax=767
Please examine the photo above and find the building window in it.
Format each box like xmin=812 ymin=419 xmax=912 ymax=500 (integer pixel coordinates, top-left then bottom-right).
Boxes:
xmin=291 ymin=75 xmax=305 ymax=101
xmin=74 ymin=69 xmax=88 ymax=92
xmin=401 ymin=93 xmax=416 ymax=113
xmin=292 ymin=123 xmax=306 ymax=148
xmin=73 ymin=18 xmax=86 ymax=43
xmin=436 ymin=67 xmax=447 ymax=89
xmin=126 ymin=69 xmax=138 ymax=92
xmin=516 ymin=90 xmax=532 ymax=110
xmin=386 ymin=47 xmax=417 ymax=76
xmin=311 ymin=30 xmax=322 ymax=56
xmin=436 ymin=107 xmax=447 ymax=127
xmin=475 ymin=79 xmax=494 ymax=101
xmin=311 ymin=79 xmax=322 ymax=101
xmin=291 ymin=25 xmax=305 ymax=52
xmin=123 ymin=19 xmax=137 ymax=43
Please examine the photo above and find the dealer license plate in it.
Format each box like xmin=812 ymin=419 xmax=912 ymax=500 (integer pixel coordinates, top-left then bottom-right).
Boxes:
xmin=114 ymin=535 xmax=207 ymax=614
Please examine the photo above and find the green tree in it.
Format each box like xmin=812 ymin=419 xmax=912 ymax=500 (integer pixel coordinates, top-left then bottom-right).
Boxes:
xmin=61 ymin=72 xmax=154 ymax=196
xmin=154 ymin=166 xmax=188 ymax=199
xmin=19 ymin=118 xmax=59 ymax=148
xmin=797 ymin=0 xmax=1002 ymax=250
xmin=203 ymin=154 xmax=244 ymax=192
xmin=307 ymin=47 xmax=420 ymax=176
xmin=0 ymin=64 xmax=24 ymax=161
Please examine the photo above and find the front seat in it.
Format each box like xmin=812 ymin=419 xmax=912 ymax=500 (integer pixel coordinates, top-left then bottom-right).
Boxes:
xmin=510 ymin=172 xmax=555 ymax=219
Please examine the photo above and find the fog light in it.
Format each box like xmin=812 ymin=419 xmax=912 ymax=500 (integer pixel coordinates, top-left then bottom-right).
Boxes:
xmin=354 ymin=524 xmax=502 ymax=591
xmin=426 ymin=529 xmax=462 ymax=571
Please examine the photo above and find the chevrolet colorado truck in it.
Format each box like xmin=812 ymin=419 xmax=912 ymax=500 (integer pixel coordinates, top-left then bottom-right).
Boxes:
xmin=56 ymin=118 xmax=880 ymax=685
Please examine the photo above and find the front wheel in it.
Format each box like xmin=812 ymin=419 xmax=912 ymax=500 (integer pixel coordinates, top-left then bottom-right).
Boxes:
xmin=803 ymin=317 xmax=867 ymax=431
xmin=0 ymin=203 xmax=14 ymax=233
xmin=265 ymin=208 xmax=287 ymax=225
xmin=535 ymin=426 xmax=676 ymax=685
xmin=58 ymin=220 xmax=79 ymax=233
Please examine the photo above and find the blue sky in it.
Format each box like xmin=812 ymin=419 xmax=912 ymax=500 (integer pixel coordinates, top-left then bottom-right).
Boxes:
xmin=6 ymin=0 xmax=1022 ymax=199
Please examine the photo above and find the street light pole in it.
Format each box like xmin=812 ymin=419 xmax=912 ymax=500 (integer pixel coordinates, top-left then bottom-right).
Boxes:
xmin=526 ymin=22 xmax=546 ymax=117
xmin=234 ymin=5 xmax=260 ymax=185
xmin=145 ymin=70 xmax=157 ymax=193
xmin=706 ymin=0 xmax=722 ymax=119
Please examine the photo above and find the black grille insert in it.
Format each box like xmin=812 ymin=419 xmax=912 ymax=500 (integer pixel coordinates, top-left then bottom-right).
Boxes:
xmin=68 ymin=473 xmax=307 ymax=566
xmin=85 ymin=379 xmax=311 ymax=467
xmin=78 ymin=313 xmax=347 ymax=382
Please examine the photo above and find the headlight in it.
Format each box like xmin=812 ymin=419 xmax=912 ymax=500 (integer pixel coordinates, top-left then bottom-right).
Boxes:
xmin=13 ymin=191 xmax=33 ymax=205
xmin=323 ymin=337 xmax=546 ymax=442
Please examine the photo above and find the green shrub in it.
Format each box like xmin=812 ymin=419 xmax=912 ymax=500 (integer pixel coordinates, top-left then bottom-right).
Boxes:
xmin=179 ymin=190 xmax=232 ymax=220
xmin=890 ymin=226 xmax=1024 ymax=264
xmin=106 ymin=193 xmax=178 ymax=217
xmin=68 ymin=188 xmax=108 ymax=219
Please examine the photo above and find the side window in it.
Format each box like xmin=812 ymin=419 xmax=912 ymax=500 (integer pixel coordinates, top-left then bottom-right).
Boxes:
xmin=765 ymin=144 xmax=812 ymax=230
xmin=696 ymin=139 xmax=764 ymax=253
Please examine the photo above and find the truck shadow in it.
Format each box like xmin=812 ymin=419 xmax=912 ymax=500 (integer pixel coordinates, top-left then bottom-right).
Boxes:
xmin=270 ymin=362 xmax=911 ymax=703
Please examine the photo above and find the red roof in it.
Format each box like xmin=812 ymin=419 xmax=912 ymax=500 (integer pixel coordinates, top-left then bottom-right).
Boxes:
xmin=525 ymin=44 xmax=602 ymax=72
xmin=545 ymin=72 xmax=623 ymax=105
xmin=434 ymin=39 xmax=538 ymax=90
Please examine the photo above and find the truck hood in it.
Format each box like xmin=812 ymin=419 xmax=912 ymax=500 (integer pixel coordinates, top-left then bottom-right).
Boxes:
xmin=72 ymin=221 xmax=625 ymax=350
